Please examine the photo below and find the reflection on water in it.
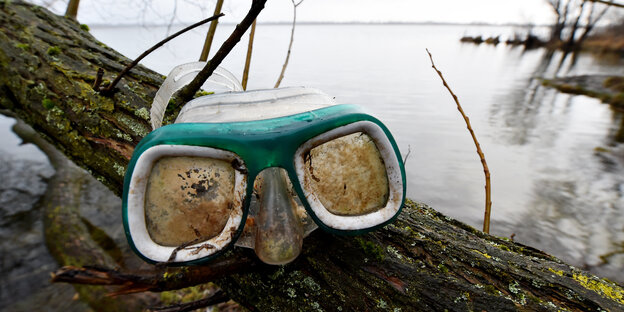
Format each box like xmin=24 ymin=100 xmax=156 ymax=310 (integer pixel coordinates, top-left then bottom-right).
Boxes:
xmin=0 ymin=24 xmax=623 ymax=283
xmin=488 ymin=47 xmax=624 ymax=281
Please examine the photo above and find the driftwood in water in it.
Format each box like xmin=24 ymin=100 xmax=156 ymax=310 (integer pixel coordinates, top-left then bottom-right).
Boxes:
xmin=1 ymin=2 xmax=624 ymax=311
xmin=9 ymin=118 xmax=158 ymax=311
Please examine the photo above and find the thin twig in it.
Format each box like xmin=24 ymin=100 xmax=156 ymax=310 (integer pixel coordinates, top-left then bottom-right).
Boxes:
xmin=165 ymin=0 xmax=179 ymax=37
xmin=99 ymin=13 xmax=224 ymax=95
xmin=176 ymin=0 xmax=267 ymax=103
xmin=159 ymin=235 xmax=216 ymax=267
xmin=274 ymin=0 xmax=304 ymax=88
xmin=426 ymin=49 xmax=492 ymax=234
xmin=587 ymin=0 xmax=624 ymax=8
xmin=199 ymin=0 xmax=224 ymax=61
xmin=51 ymin=254 xmax=257 ymax=295
xmin=403 ymin=145 xmax=411 ymax=166
xmin=149 ymin=290 xmax=229 ymax=312
xmin=241 ymin=19 xmax=257 ymax=90
xmin=65 ymin=0 xmax=80 ymax=19
xmin=92 ymin=68 xmax=104 ymax=90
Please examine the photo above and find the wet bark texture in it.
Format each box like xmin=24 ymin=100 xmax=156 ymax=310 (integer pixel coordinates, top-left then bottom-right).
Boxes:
xmin=0 ymin=1 xmax=161 ymax=196
xmin=1 ymin=2 xmax=624 ymax=311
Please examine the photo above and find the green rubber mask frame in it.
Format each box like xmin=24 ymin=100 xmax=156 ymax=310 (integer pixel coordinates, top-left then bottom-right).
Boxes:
xmin=123 ymin=104 xmax=406 ymax=265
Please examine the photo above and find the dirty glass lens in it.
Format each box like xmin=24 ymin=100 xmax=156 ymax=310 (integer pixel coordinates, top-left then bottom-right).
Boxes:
xmin=145 ymin=156 xmax=235 ymax=246
xmin=303 ymin=132 xmax=389 ymax=216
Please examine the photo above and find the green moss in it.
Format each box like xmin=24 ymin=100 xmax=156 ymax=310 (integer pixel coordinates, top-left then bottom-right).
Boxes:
xmin=302 ymin=276 xmax=321 ymax=292
xmin=488 ymin=241 xmax=511 ymax=252
xmin=508 ymin=280 xmax=520 ymax=294
xmin=594 ymin=146 xmax=611 ymax=153
xmin=604 ymin=76 xmax=624 ymax=92
xmin=47 ymin=46 xmax=61 ymax=56
xmin=472 ymin=249 xmax=492 ymax=259
xmin=112 ymin=163 xmax=126 ymax=178
xmin=80 ymin=217 xmax=123 ymax=264
xmin=162 ymin=267 xmax=190 ymax=285
xmin=287 ymin=287 xmax=297 ymax=298
xmin=93 ymin=98 xmax=114 ymax=112
xmin=42 ymin=98 xmax=55 ymax=109
xmin=572 ymin=273 xmax=624 ymax=304
xmin=45 ymin=106 xmax=71 ymax=131
xmin=14 ymin=43 xmax=29 ymax=50
xmin=484 ymin=284 xmax=498 ymax=295
xmin=355 ymin=237 xmax=385 ymax=261
xmin=548 ymin=267 xmax=564 ymax=277
xmin=453 ymin=292 xmax=470 ymax=304
xmin=376 ymin=298 xmax=389 ymax=309
xmin=437 ymin=263 xmax=449 ymax=274
xmin=134 ymin=107 xmax=150 ymax=121
xmin=80 ymin=24 xmax=90 ymax=31
xmin=160 ymin=284 xmax=214 ymax=306
xmin=194 ymin=90 xmax=215 ymax=98
xmin=610 ymin=92 xmax=624 ymax=107
xmin=386 ymin=245 xmax=404 ymax=261
xmin=159 ymin=290 xmax=178 ymax=305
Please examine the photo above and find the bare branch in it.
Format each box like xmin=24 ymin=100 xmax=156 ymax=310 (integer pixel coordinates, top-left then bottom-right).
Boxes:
xmin=242 ymin=20 xmax=257 ymax=90
xmin=100 ymin=13 xmax=224 ymax=95
xmin=426 ymin=49 xmax=493 ymax=234
xmin=51 ymin=254 xmax=257 ymax=295
xmin=274 ymin=0 xmax=303 ymax=88
xmin=403 ymin=145 xmax=411 ymax=166
xmin=65 ymin=0 xmax=80 ymax=19
xmin=92 ymin=68 xmax=104 ymax=90
xmin=165 ymin=0 xmax=179 ymax=36
xmin=176 ymin=0 xmax=267 ymax=103
xmin=199 ymin=0 xmax=225 ymax=61
xmin=587 ymin=0 xmax=624 ymax=8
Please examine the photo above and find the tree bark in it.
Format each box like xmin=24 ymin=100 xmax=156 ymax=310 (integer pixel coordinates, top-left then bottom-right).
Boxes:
xmin=1 ymin=2 xmax=624 ymax=311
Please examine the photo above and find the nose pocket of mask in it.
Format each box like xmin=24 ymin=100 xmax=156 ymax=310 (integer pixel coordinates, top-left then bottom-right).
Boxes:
xmin=252 ymin=167 xmax=304 ymax=265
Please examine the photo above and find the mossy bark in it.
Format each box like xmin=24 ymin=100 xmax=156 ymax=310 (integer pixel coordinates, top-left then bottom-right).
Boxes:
xmin=1 ymin=2 xmax=624 ymax=311
xmin=0 ymin=1 xmax=161 ymax=196
xmin=216 ymin=200 xmax=624 ymax=311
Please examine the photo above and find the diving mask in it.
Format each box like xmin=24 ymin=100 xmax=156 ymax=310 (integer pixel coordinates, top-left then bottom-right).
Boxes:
xmin=122 ymin=63 xmax=406 ymax=265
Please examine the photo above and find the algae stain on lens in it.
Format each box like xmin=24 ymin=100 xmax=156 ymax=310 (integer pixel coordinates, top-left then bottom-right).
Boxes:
xmin=145 ymin=156 xmax=235 ymax=246
xmin=304 ymin=132 xmax=389 ymax=215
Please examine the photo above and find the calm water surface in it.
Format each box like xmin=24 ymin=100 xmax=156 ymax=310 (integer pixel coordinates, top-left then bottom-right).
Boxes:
xmin=3 ymin=23 xmax=624 ymax=282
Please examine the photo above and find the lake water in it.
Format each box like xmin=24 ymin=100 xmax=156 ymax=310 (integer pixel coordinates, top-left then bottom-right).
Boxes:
xmin=2 ymin=23 xmax=623 ymax=283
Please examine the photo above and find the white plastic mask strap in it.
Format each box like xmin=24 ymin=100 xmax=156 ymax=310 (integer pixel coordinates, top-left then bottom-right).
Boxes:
xmin=150 ymin=62 xmax=244 ymax=129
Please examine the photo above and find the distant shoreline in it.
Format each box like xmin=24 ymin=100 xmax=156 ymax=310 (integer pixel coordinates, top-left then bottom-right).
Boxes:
xmin=88 ymin=21 xmax=549 ymax=28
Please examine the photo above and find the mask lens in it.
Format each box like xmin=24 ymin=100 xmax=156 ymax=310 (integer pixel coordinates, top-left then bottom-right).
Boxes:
xmin=304 ymin=132 xmax=389 ymax=216
xmin=145 ymin=156 xmax=236 ymax=246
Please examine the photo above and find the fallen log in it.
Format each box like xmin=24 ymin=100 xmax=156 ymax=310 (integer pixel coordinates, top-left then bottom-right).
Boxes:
xmin=1 ymin=2 xmax=623 ymax=311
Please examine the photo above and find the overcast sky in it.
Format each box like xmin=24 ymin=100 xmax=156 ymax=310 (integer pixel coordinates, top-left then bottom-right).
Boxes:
xmin=35 ymin=0 xmax=558 ymax=25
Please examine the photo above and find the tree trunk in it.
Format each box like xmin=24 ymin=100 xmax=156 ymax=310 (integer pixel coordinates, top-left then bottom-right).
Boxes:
xmin=1 ymin=2 xmax=624 ymax=311
xmin=565 ymin=1 xmax=586 ymax=50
